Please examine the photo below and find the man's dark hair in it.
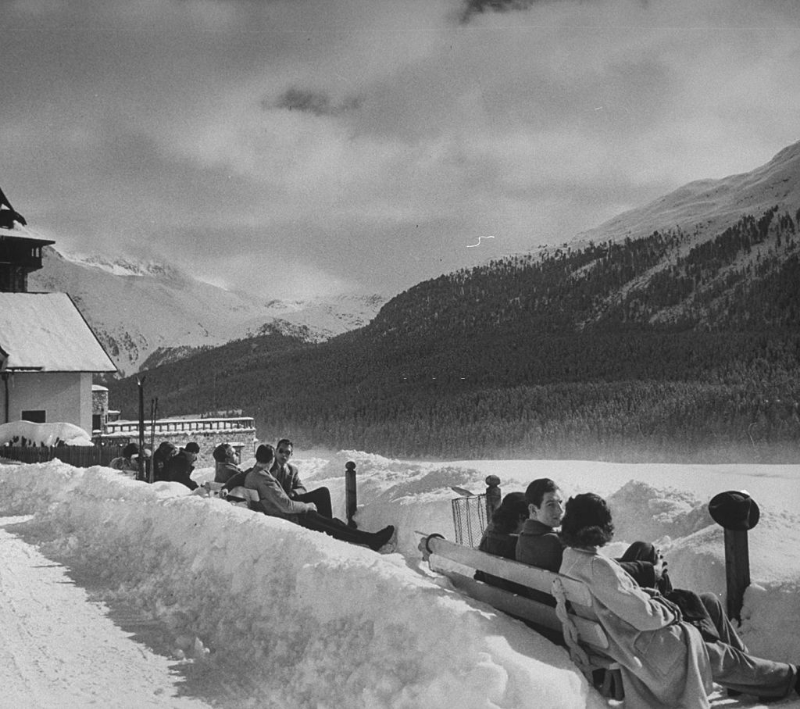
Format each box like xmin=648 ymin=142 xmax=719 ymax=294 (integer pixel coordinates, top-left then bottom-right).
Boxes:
xmin=524 ymin=478 xmax=559 ymax=508
xmin=122 ymin=442 xmax=139 ymax=458
xmin=255 ymin=443 xmax=275 ymax=464
xmin=276 ymin=438 xmax=293 ymax=450
xmin=560 ymin=493 xmax=615 ymax=549
xmin=212 ymin=443 xmax=231 ymax=462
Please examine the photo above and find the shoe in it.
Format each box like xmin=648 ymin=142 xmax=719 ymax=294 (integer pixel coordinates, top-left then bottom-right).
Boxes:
xmin=369 ymin=525 xmax=396 ymax=551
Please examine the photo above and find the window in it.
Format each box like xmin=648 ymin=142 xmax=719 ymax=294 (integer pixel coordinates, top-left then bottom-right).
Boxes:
xmin=21 ymin=410 xmax=46 ymax=424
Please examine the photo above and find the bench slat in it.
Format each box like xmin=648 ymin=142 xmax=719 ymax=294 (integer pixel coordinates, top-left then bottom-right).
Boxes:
xmin=434 ymin=566 xmax=611 ymax=651
xmin=426 ymin=537 xmax=593 ymax=607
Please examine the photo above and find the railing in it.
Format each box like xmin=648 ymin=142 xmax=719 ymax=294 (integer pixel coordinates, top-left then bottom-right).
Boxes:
xmin=98 ymin=416 xmax=256 ymax=438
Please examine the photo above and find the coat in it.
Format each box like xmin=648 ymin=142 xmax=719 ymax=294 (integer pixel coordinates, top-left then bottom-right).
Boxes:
xmin=560 ymin=547 xmax=712 ymax=709
xmin=244 ymin=465 xmax=314 ymax=519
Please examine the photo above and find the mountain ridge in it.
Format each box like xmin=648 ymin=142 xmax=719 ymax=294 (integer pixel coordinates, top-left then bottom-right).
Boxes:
xmin=28 ymin=246 xmax=386 ymax=375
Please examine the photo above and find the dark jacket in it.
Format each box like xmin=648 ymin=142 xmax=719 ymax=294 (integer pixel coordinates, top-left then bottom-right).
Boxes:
xmin=165 ymin=451 xmax=198 ymax=490
xmin=516 ymin=519 xmax=657 ymax=587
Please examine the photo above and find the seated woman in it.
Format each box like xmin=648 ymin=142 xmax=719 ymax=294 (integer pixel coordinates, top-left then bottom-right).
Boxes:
xmin=559 ymin=493 xmax=799 ymax=708
xmin=475 ymin=492 xmax=528 ymax=591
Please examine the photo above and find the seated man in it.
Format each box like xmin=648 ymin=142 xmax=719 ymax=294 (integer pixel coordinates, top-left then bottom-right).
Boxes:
xmin=152 ymin=441 xmax=178 ymax=482
xmin=517 ymin=478 xmax=745 ymax=650
xmin=212 ymin=443 xmax=242 ymax=484
xmin=165 ymin=441 xmax=200 ymax=490
xmin=109 ymin=442 xmax=141 ymax=477
xmin=517 ymin=478 xmax=660 ymax=587
xmin=273 ymin=438 xmax=332 ymax=518
xmin=245 ymin=444 xmax=395 ymax=552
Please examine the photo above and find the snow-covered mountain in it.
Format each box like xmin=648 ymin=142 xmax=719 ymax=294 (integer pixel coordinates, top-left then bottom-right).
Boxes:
xmin=28 ymin=247 xmax=385 ymax=375
xmin=575 ymin=140 xmax=800 ymax=245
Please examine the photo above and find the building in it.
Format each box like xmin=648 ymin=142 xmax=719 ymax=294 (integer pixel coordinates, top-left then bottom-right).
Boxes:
xmin=1 ymin=225 xmax=117 ymax=433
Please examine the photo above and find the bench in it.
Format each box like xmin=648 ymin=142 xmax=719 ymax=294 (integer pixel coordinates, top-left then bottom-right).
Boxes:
xmin=202 ymin=482 xmax=259 ymax=506
xmin=419 ymin=533 xmax=624 ymax=700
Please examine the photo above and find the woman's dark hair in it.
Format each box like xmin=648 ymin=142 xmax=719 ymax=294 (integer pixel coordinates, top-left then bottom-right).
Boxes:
xmin=559 ymin=493 xmax=615 ymax=548
xmin=255 ymin=443 xmax=275 ymax=464
xmin=491 ymin=492 xmax=529 ymax=534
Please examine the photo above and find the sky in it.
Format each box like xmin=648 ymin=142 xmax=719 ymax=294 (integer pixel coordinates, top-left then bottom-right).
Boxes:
xmin=2 ymin=0 xmax=800 ymax=300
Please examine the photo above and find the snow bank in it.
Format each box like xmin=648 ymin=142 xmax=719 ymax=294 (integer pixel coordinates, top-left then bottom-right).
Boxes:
xmin=0 ymin=420 xmax=93 ymax=447
xmin=0 ymin=461 xmax=599 ymax=709
xmin=1 ymin=452 xmax=799 ymax=708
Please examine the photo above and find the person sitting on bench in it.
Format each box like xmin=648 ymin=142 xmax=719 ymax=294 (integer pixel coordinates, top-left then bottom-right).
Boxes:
xmin=244 ymin=444 xmax=395 ymax=552
xmin=213 ymin=443 xmax=243 ymax=484
xmin=516 ymin=478 xmax=746 ymax=650
xmin=559 ymin=493 xmax=799 ymax=707
xmin=474 ymin=491 xmax=529 ymax=592
xmin=272 ymin=438 xmax=333 ymax=518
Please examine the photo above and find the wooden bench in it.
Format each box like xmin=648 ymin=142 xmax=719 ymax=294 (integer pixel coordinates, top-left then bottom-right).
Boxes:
xmin=419 ymin=533 xmax=624 ymax=700
xmin=202 ymin=482 xmax=259 ymax=506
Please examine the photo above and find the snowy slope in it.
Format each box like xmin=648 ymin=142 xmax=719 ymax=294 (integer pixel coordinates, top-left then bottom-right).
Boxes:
xmin=27 ymin=246 xmax=385 ymax=375
xmin=575 ymin=140 xmax=800 ymax=245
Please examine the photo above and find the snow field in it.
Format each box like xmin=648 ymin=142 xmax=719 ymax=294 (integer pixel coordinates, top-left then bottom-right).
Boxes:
xmin=0 ymin=460 xmax=599 ymax=709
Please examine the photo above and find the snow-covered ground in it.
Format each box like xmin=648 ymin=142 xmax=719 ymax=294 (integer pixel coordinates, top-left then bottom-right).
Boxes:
xmin=1 ymin=450 xmax=799 ymax=708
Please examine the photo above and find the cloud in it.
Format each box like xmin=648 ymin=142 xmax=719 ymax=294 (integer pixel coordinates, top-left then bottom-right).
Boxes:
xmin=2 ymin=0 xmax=800 ymax=300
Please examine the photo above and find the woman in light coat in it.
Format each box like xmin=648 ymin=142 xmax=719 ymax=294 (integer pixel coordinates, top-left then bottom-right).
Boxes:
xmin=558 ymin=493 xmax=797 ymax=709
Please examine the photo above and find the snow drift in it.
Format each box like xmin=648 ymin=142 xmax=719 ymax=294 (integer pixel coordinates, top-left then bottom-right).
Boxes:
xmin=0 ymin=450 xmax=799 ymax=708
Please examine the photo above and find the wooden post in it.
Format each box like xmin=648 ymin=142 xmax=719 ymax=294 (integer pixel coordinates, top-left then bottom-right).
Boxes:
xmin=723 ymin=528 xmax=751 ymax=622
xmin=485 ymin=475 xmax=501 ymax=523
xmin=137 ymin=376 xmax=146 ymax=482
xmin=708 ymin=490 xmax=759 ymax=624
xmin=345 ymin=461 xmax=357 ymax=528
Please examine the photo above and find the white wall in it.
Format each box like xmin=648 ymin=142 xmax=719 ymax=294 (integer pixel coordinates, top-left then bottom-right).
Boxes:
xmin=3 ymin=371 xmax=93 ymax=432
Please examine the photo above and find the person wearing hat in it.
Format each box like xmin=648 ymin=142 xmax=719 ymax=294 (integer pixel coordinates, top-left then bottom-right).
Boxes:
xmin=109 ymin=442 xmax=140 ymax=476
xmin=559 ymin=493 xmax=799 ymax=707
xmin=164 ymin=441 xmax=200 ymax=490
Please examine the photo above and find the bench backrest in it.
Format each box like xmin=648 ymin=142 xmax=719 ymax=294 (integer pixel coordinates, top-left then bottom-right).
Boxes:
xmin=423 ymin=535 xmax=610 ymax=652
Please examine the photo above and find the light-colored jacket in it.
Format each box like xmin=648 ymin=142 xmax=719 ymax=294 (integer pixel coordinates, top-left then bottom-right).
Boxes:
xmin=244 ymin=465 xmax=314 ymax=519
xmin=560 ymin=547 xmax=712 ymax=709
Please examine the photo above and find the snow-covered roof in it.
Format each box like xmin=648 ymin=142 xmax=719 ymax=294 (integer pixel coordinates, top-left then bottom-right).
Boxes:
xmin=0 ymin=292 xmax=117 ymax=372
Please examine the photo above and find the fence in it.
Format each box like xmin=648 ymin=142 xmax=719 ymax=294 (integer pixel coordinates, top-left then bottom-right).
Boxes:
xmin=450 ymin=476 xmax=503 ymax=547
xmin=0 ymin=444 xmax=127 ymax=469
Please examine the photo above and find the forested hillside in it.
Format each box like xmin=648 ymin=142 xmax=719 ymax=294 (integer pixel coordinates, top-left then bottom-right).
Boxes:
xmin=108 ymin=204 xmax=800 ymax=463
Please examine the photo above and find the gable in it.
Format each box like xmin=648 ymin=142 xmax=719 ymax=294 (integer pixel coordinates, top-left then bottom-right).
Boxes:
xmin=0 ymin=292 xmax=117 ymax=372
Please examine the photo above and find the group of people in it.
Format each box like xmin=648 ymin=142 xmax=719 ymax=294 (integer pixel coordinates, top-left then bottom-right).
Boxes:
xmin=114 ymin=437 xmax=395 ymax=553
xmin=477 ymin=478 xmax=800 ymax=707
xmin=214 ymin=439 xmax=395 ymax=552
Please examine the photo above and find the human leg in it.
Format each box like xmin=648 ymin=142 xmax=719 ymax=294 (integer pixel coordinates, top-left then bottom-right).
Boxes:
xmin=293 ymin=487 xmax=332 ymax=518
xmin=298 ymin=511 xmax=394 ymax=551
xmin=705 ymin=640 xmax=796 ymax=699
xmin=699 ymin=592 xmax=746 ymax=652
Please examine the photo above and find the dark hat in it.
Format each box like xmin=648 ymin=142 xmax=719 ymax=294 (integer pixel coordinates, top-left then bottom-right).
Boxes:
xmin=708 ymin=490 xmax=760 ymax=531
xmin=184 ymin=441 xmax=200 ymax=454
xmin=122 ymin=442 xmax=139 ymax=458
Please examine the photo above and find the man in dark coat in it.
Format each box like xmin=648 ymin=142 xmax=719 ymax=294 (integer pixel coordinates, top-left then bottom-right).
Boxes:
xmin=165 ymin=441 xmax=200 ymax=490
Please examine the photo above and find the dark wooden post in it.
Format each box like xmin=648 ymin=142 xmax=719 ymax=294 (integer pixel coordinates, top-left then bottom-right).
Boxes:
xmin=485 ymin=475 xmax=501 ymax=522
xmin=708 ymin=490 xmax=760 ymax=623
xmin=137 ymin=376 xmax=146 ymax=482
xmin=723 ymin=529 xmax=751 ymax=622
xmin=345 ymin=461 xmax=357 ymax=528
